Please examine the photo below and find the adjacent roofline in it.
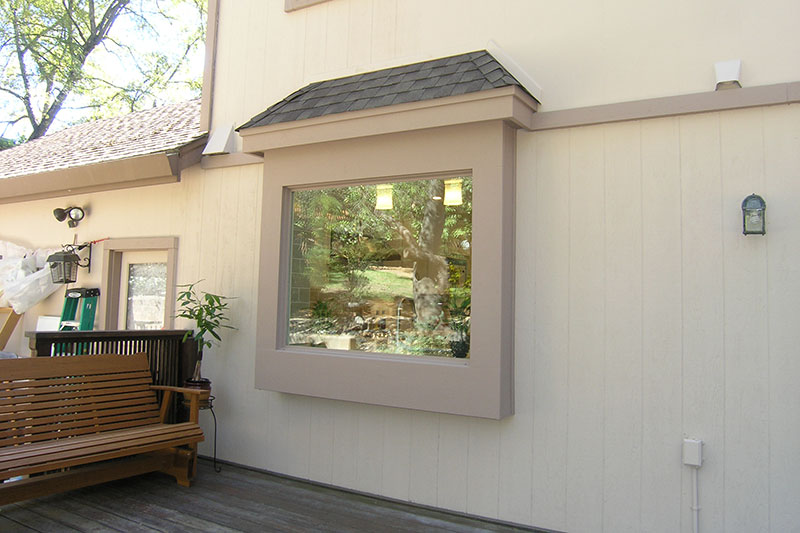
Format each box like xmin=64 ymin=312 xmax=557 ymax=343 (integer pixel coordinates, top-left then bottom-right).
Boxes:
xmin=240 ymin=85 xmax=538 ymax=152
xmin=0 ymin=136 xmax=205 ymax=205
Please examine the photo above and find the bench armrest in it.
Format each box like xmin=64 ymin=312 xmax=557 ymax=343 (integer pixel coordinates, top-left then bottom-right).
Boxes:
xmin=150 ymin=385 xmax=210 ymax=423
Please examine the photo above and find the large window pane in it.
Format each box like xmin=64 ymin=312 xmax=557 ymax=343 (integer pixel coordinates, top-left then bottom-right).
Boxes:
xmin=288 ymin=176 xmax=472 ymax=358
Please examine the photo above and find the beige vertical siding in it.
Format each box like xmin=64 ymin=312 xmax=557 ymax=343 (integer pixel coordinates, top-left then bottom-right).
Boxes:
xmin=2 ymin=108 xmax=798 ymax=531
xmin=2 ymin=1 xmax=799 ymax=531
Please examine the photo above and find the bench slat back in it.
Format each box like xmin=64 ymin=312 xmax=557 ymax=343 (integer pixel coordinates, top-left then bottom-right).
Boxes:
xmin=0 ymin=353 xmax=161 ymax=448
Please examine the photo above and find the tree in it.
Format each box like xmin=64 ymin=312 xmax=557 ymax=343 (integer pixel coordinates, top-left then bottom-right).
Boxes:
xmin=0 ymin=0 xmax=206 ymax=141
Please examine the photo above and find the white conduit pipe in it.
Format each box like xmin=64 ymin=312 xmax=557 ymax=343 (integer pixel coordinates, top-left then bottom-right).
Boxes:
xmin=691 ymin=465 xmax=700 ymax=533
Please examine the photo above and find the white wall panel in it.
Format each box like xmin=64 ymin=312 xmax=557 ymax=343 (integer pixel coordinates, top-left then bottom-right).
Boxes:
xmin=565 ymin=126 xmax=606 ymax=533
xmin=602 ymin=121 xmax=643 ymax=533
xmin=720 ymin=109 xmax=770 ymax=532
xmin=640 ymin=117 xmax=683 ymax=533
xmin=679 ymin=113 xmax=726 ymax=532
xmin=763 ymin=105 xmax=800 ymax=533
xmin=529 ymin=129 xmax=570 ymax=532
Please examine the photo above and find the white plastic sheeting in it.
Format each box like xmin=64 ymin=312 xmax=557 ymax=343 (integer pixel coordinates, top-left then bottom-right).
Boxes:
xmin=0 ymin=240 xmax=60 ymax=314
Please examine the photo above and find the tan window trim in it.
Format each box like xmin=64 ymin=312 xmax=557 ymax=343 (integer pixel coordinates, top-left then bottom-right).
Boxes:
xmin=99 ymin=237 xmax=178 ymax=331
xmin=247 ymin=82 xmax=536 ymax=419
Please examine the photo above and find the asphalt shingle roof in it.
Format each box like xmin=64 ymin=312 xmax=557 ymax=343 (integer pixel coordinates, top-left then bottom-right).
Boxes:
xmin=0 ymin=99 xmax=205 ymax=180
xmin=239 ymin=51 xmax=527 ymax=130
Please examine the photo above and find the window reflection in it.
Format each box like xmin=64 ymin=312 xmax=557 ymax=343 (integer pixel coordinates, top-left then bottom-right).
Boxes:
xmin=288 ymin=176 xmax=472 ymax=358
xmin=126 ymin=262 xmax=167 ymax=330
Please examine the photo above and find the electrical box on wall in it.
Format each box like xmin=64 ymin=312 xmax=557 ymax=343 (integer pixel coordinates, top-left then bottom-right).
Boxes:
xmin=683 ymin=438 xmax=703 ymax=467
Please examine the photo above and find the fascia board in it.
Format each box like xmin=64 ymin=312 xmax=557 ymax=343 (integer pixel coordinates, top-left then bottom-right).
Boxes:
xmin=0 ymin=152 xmax=178 ymax=205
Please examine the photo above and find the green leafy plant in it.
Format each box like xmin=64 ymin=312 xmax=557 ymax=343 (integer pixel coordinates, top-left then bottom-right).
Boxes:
xmin=176 ymin=281 xmax=235 ymax=351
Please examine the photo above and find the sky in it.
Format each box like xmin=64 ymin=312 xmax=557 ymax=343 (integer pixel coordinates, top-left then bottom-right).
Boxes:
xmin=1 ymin=1 xmax=206 ymax=141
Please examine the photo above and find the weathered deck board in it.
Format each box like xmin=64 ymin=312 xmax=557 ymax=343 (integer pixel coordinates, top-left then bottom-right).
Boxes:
xmin=1 ymin=460 xmax=540 ymax=532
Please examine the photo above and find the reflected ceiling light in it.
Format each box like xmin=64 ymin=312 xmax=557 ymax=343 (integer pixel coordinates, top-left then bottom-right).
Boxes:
xmin=53 ymin=206 xmax=85 ymax=228
xmin=741 ymin=193 xmax=766 ymax=235
xmin=375 ymin=184 xmax=393 ymax=210
xmin=443 ymin=178 xmax=463 ymax=206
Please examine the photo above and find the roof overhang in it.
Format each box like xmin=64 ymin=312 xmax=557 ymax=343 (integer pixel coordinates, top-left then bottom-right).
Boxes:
xmin=0 ymin=136 xmax=206 ymax=205
xmin=239 ymin=86 xmax=538 ymax=153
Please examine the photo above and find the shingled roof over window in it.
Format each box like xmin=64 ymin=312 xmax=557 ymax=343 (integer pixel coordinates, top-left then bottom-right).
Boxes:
xmin=239 ymin=50 xmax=532 ymax=130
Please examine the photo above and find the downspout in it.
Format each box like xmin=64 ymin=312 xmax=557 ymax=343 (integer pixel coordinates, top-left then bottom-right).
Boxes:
xmin=199 ymin=0 xmax=221 ymax=133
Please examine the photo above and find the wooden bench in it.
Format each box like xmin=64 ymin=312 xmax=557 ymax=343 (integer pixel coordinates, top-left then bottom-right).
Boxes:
xmin=0 ymin=353 xmax=206 ymax=505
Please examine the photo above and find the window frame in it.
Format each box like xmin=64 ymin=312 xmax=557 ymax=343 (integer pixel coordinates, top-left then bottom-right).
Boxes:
xmin=98 ymin=237 xmax=178 ymax=331
xmin=241 ymin=86 xmax=536 ymax=419
xmin=283 ymin=173 xmax=474 ymax=358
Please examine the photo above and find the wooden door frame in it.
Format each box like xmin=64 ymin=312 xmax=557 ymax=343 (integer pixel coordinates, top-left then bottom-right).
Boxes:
xmin=99 ymin=237 xmax=178 ymax=331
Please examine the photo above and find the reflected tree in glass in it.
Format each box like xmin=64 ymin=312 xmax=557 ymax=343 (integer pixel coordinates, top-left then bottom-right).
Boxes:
xmin=289 ymin=176 xmax=472 ymax=357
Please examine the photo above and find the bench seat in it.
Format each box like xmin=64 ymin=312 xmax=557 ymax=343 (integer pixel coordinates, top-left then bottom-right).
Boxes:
xmin=0 ymin=353 xmax=206 ymax=505
xmin=0 ymin=422 xmax=203 ymax=479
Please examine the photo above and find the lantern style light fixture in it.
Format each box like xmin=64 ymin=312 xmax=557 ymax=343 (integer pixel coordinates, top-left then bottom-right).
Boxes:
xmin=443 ymin=178 xmax=463 ymax=206
xmin=46 ymin=243 xmax=92 ymax=284
xmin=741 ymin=193 xmax=766 ymax=235
xmin=53 ymin=206 xmax=85 ymax=228
xmin=375 ymin=184 xmax=393 ymax=210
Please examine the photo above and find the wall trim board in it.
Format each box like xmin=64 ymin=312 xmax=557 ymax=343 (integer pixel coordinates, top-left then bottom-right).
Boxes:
xmin=529 ymin=81 xmax=800 ymax=131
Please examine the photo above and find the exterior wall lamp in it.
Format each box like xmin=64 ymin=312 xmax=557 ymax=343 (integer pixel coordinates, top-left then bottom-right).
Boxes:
xmin=741 ymin=193 xmax=766 ymax=235
xmin=53 ymin=206 xmax=85 ymax=228
xmin=46 ymin=243 xmax=92 ymax=284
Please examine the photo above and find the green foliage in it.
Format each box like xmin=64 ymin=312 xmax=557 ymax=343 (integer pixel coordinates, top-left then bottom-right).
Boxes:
xmin=310 ymin=299 xmax=337 ymax=332
xmin=176 ymin=280 xmax=234 ymax=351
xmin=0 ymin=136 xmax=21 ymax=150
xmin=0 ymin=0 xmax=206 ymax=140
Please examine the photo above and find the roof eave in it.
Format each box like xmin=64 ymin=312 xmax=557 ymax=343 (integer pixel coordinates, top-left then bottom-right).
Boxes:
xmin=0 ymin=137 xmax=206 ymax=205
xmin=239 ymin=86 xmax=538 ymax=153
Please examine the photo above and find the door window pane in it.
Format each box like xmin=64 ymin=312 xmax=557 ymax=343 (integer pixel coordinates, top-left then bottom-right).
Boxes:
xmin=126 ymin=262 xmax=167 ymax=330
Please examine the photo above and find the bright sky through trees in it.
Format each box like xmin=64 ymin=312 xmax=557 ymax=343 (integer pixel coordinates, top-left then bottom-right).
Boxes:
xmin=0 ymin=0 xmax=206 ymax=144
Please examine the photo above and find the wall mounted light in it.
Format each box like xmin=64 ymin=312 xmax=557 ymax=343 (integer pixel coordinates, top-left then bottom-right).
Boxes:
xmin=53 ymin=206 xmax=85 ymax=228
xmin=375 ymin=184 xmax=393 ymax=210
xmin=741 ymin=193 xmax=766 ymax=235
xmin=46 ymin=243 xmax=92 ymax=284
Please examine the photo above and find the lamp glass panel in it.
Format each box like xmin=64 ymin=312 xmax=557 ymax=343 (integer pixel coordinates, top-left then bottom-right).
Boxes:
xmin=443 ymin=178 xmax=463 ymax=206
xmin=744 ymin=209 xmax=765 ymax=234
xmin=375 ymin=184 xmax=393 ymax=210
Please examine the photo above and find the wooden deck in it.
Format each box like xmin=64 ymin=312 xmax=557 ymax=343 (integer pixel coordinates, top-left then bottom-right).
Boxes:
xmin=0 ymin=460 xmax=539 ymax=532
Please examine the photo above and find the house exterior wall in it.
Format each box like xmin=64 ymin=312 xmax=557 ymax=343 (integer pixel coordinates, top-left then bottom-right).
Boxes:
xmin=210 ymin=0 xmax=800 ymax=141
xmin=2 ymin=1 xmax=799 ymax=532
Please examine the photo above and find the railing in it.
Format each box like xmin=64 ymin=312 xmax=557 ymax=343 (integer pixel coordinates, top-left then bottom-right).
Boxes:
xmin=26 ymin=329 xmax=200 ymax=422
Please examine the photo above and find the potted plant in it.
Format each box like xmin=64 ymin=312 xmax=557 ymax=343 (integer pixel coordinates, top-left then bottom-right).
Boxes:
xmin=176 ymin=280 xmax=235 ymax=390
